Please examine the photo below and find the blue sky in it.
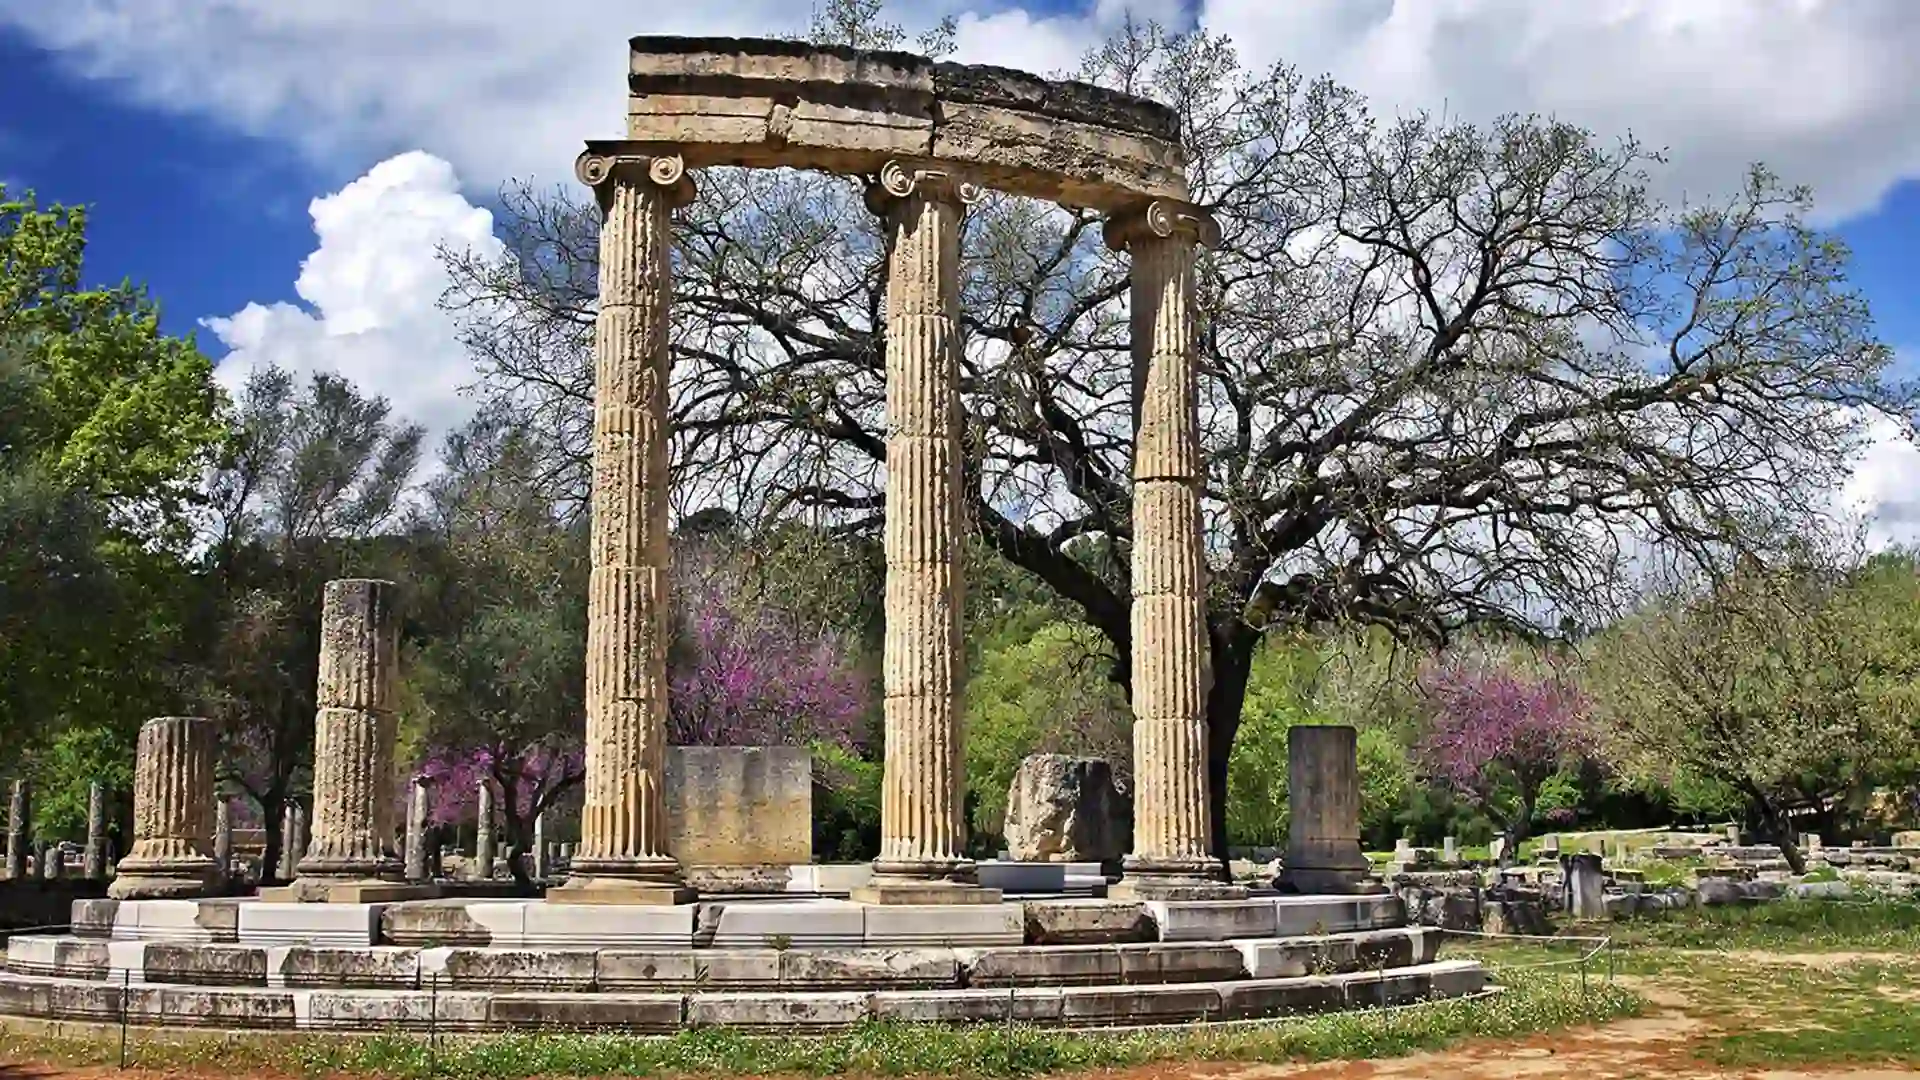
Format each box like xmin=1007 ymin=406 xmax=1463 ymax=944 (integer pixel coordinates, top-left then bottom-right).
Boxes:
xmin=3 ymin=7 xmax=1916 ymax=362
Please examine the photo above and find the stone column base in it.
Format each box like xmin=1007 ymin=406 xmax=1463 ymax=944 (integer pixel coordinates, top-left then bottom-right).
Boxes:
xmin=257 ymin=880 xmax=440 ymax=904
xmin=550 ymin=875 xmax=696 ymax=906
xmin=849 ymin=881 xmax=1004 ymax=906
xmin=107 ymin=863 xmax=217 ymax=900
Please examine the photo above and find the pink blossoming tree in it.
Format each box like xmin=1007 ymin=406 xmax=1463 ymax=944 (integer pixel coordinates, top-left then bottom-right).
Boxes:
xmin=1414 ymin=649 xmax=1595 ymax=859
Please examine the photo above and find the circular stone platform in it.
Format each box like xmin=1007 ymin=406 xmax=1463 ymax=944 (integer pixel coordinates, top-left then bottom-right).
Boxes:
xmin=0 ymin=895 xmax=1489 ymax=1032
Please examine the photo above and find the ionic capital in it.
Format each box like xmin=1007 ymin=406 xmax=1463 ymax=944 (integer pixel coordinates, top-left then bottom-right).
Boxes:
xmin=575 ymin=148 xmax=697 ymax=212
xmin=865 ymin=159 xmax=984 ymax=216
xmin=1104 ymin=199 xmax=1221 ymax=252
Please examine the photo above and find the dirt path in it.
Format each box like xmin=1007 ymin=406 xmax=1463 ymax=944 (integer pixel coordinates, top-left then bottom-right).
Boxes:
xmin=1107 ymin=1010 xmax=1920 ymax=1080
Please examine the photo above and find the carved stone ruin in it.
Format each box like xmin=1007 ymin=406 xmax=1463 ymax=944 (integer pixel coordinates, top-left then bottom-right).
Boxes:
xmin=6 ymin=778 xmax=27 ymax=881
xmin=110 ymin=716 xmax=218 ymax=899
xmin=405 ymin=776 xmax=431 ymax=882
xmin=1280 ymin=725 xmax=1372 ymax=894
xmin=212 ymin=797 xmax=233 ymax=883
xmin=475 ymin=781 xmax=496 ymax=881
xmin=83 ymin=782 xmax=107 ymax=880
xmin=1003 ymin=754 xmax=1129 ymax=864
xmin=272 ymin=579 xmax=423 ymax=903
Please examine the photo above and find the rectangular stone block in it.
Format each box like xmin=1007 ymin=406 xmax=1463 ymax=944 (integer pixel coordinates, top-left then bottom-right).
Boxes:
xmin=961 ymin=944 xmax=1121 ymax=987
xmin=779 ymin=947 xmax=958 ymax=989
xmin=869 ymin=987 xmax=1013 ymax=1024
xmin=665 ymin=747 xmax=812 ymax=868
xmin=70 ymin=898 xmax=121 ymax=939
xmin=1117 ymin=942 xmax=1244 ymax=984
xmin=685 ymin=991 xmax=869 ymax=1031
xmin=489 ymin=992 xmax=684 ymax=1032
xmin=596 ymin=948 xmax=782 ymax=990
xmin=712 ymin=901 xmax=864 ymax=949
xmin=238 ymin=903 xmax=384 ymax=948
xmin=1055 ymin=982 xmax=1223 ymax=1025
xmin=1022 ymin=900 xmax=1154 ymax=945
xmin=787 ymin=864 xmax=875 ymax=894
xmin=930 ymin=101 xmax=1188 ymax=209
xmin=517 ymin=903 xmax=696 ymax=949
xmin=436 ymin=948 xmax=599 ymax=990
xmin=6 ymin=935 xmax=107 ymax=978
xmin=269 ymin=946 xmax=419 ymax=989
xmin=1147 ymin=899 xmax=1277 ymax=942
xmin=1272 ymin=895 xmax=1402 ymax=937
xmin=975 ymin=862 xmax=1067 ymax=892
xmin=110 ymin=899 xmax=242 ymax=943
xmin=381 ymin=899 xmax=524 ymax=947
xmin=864 ymin=903 xmax=1024 ymax=947
xmin=300 ymin=989 xmax=488 ymax=1030
xmin=143 ymin=943 xmax=267 ymax=986
xmin=151 ymin=983 xmax=296 ymax=1029
xmin=106 ymin=941 xmax=150 ymax=984
xmin=1219 ymin=974 xmax=1345 ymax=1019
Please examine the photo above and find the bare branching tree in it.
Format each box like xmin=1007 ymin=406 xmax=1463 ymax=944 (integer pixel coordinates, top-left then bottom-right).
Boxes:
xmin=440 ymin=18 xmax=1906 ymax=859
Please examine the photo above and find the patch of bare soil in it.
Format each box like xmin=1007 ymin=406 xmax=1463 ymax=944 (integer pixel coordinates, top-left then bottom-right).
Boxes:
xmin=1702 ymin=950 xmax=1916 ymax=969
xmin=1108 ymin=1011 xmax=1920 ymax=1080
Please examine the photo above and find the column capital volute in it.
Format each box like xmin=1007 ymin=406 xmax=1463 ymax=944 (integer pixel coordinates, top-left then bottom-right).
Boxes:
xmin=574 ymin=147 xmax=697 ymax=211
xmin=1104 ymin=199 xmax=1221 ymax=252
xmin=865 ymin=159 xmax=984 ymax=217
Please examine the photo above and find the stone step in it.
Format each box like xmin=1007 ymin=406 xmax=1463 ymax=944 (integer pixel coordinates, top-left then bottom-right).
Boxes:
xmin=0 ymin=959 xmax=1488 ymax=1031
xmin=8 ymin=927 xmax=1440 ymax=992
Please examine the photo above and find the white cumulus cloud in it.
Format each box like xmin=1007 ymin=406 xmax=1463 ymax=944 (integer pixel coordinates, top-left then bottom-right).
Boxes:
xmin=204 ymin=151 xmax=503 ymax=443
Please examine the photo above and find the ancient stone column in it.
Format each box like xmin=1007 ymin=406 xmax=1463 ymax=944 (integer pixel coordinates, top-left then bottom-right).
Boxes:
xmin=212 ymin=797 xmax=233 ymax=883
xmin=852 ymin=161 xmax=995 ymax=906
xmin=110 ymin=716 xmax=217 ymax=899
xmin=83 ymin=782 xmax=107 ymax=880
xmin=1107 ymin=201 xmax=1236 ymax=899
xmin=6 ymin=779 xmax=28 ymax=881
xmin=296 ymin=579 xmax=404 ymax=885
xmin=405 ymin=776 xmax=431 ymax=882
xmin=532 ymin=812 xmax=550 ymax=880
xmin=560 ymin=148 xmax=696 ymax=905
xmin=474 ymin=781 xmax=495 ymax=881
xmin=1282 ymin=725 xmax=1372 ymax=893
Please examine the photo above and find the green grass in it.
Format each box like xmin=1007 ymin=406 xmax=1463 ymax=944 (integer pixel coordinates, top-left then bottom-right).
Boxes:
xmin=1692 ymin=960 xmax=1920 ymax=1068
xmin=1608 ymin=897 xmax=1920 ymax=952
xmin=0 ymin=974 xmax=1639 ymax=1079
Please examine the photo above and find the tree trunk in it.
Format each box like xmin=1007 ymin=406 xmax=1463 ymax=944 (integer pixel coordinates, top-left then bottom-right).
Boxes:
xmin=1204 ymin=623 xmax=1261 ymax=873
xmin=1746 ymin=786 xmax=1807 ymax=875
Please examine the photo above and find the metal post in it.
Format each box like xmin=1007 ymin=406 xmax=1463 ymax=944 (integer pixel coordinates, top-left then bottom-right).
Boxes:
xmin=118 ymin=966 xmax=130 ymax=1068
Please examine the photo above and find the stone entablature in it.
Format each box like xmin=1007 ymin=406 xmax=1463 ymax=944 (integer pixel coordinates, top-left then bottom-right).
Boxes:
xmin=619 ymin=36 xmax=1186 ymax=211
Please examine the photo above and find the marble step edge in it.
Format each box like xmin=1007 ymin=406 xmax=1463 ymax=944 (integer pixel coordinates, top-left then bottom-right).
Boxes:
xmin=0 ymin=960 xmax=1489 ymax=1031
xmin=6 ymin=927 xmax=1441 ymax=991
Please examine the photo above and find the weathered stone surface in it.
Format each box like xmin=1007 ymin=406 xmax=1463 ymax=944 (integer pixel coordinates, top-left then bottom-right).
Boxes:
xmin=1234 ymin=928 xmax=1434 ymax=979
xmin=779 ymin=947 xmax=957 ymax=988
xmin=864 ymin=903 xmax=1024 ymax=947
xmin=237 ymin=903 xmax=385 ymax=948
xmin=380 ymin=899 xmax=515 ymax=947
xmin=564 ymin=155 xmax=693 ymax=901
xmin=269 ymin=946 xmax=419 ymax=989
xmin=665 ymin=746 xmax=811 ymax=868
xmin=5 ymin=779 xmax=29 ymax=881
xmin=1147 ymin=899 xmax=1277 ymax=942
xmin=1282 ymin=726 xmax=1371 ymax=894
xmin=711 ymin=900 xmax=864 ymax=949
xmin=5 ymin=935 xmax=108 ymax=978
xmin=519 ymin=903 xmax=697 ymax=948
xmin=1003 ymin=755 xmax=1128 ymax=863
xmin=112 ymin=717 xmax=218 ymax=899
xmin=1022 ymin=900 xmax=1154 ymax=945
xmin=143 ymin=943 xmax=267 ymax=986
xmin=1057 ymin=982 xmax=1225 ymax=1025
xmin=596 ymin=948 xmax=782 ymax=989
xmin=685 ymin=990 xmax=869 ymax=1031
xmin=490 ymin=992 xmax=683 ymax=1031
xmin=1116 ymin=942 xmax=1243 ymax=984
xmin=961 ymin=944 xmax=1122 ymax=987
xmin=1273 ymin=895 xmax=1404 ymax=937
xmin=299 ymin=581 xmax=404 ymax=882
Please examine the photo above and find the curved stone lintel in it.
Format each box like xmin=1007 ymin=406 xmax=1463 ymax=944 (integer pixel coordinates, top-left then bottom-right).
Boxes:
xmin=1104 ymin=199 xmax=1221 ymax=252
xmin=864 ymin=159 xmax=983 ymax=215
xmin=575 ymin=148 xmax=698 ymax=210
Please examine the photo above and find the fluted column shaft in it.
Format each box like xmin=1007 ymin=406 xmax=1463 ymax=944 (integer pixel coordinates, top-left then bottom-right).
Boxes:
xmin=298 ymin=578 xmax=403 ymax=879
xmin=1110 ymin=202 xmax=1220 ymax=883
xmin=110 ymin=717 xmax=217 ymax=898
xmin=869 ymin=162 xmax=976 ymax=882
xmin=571 ymin=151 xmax=694 ymax=889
